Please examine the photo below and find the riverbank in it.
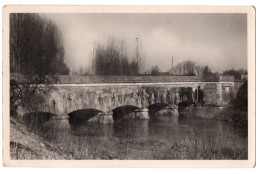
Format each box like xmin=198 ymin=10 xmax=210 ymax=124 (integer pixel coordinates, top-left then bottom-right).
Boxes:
xmin=10 ymin=117 xmax=73 ymax=159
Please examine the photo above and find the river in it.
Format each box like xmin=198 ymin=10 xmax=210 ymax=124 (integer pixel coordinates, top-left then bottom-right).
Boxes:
xmin=25 ymin=111 xmax=248 ymax=159
xmin=74 ymin=114 xmax=247 ymax=141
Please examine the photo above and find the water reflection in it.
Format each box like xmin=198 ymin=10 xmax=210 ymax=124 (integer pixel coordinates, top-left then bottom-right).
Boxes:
xmin=22 ymin=109 xmax=247 ymax=160
xmin=27 ymin=109 xmax=246 ymax=151
xmin=69 ymin=113 xmax=246 ymax=143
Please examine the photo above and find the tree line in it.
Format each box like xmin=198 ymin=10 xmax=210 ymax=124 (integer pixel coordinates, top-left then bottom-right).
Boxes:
xmin=223 ymin=69 xmax=247 ymax=80
xmin=92 ymin=39 xmax=141 ymax=76
xmin=10 ymin=13 xmax=70 ymax=75
xmin=10 ymin=13 xmax=69 ymax=116
xmin=168 ymin=60 xmax=213 ymax=77
xmin=150 ymin=60 xmax=247 ymax=80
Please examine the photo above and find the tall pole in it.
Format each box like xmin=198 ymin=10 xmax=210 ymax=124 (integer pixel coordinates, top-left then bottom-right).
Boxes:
xmin=92 ymin=48 xmax=95 ymax=75
xmin=136 ymin=37 xmax=139 ymax=75
xmin=172 ymin=56 xmax=173 ymax=70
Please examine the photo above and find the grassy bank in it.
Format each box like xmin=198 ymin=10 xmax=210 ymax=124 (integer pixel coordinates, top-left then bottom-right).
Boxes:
xmin=10 ymin=117 xmax=72 ymax=159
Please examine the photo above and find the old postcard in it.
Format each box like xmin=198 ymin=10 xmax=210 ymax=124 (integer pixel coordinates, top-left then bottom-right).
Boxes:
xmin=2 ymin=5 xmax=255 ymax=167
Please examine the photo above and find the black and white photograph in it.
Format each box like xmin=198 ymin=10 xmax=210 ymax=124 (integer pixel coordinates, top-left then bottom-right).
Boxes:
xmin=2 ymin=6 xmax=255 ymax=167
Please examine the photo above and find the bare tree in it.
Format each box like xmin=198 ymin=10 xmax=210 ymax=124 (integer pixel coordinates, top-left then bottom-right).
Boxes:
xmin=169 ymin=61 xmax=214 ymax=77
xmin=170 ymin=61 xmax=196 ymax=75
xmin=10 ymin=13 xmax=69 ymax=75
xmin=195 ymin=65 xmax=204 ymax=76
xmin=183 ymin=61 xmax=196 ymax=75
xmin=92 ymin=38 xmax=140 ymax=76
xmin=151 ymin=65 xmax=160 ymax=75
xmin=10 ymin=13 xmax=70 ymax=115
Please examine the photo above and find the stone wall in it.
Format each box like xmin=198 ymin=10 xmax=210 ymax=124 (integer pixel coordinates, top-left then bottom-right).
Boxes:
xmin=202 ymin=83 xmax=218 ymax=105
xmin=42 ymin=85 xmax=194 ymax=115
xmin=36 ymin=82 xmax=239 ymax=116
xmin=202 ymin=82 xmax=236 ymax=106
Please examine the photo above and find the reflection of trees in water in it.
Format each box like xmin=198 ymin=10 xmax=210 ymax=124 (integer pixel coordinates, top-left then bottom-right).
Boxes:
xmin=22 ymin=112 xmax=56 ymax=133
xmin=113 ymin=106 xmax=138 ymax=137
xmin=114 ymin=116 xmax=136 ymax=137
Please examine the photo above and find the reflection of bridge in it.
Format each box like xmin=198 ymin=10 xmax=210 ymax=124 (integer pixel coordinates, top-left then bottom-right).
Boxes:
xmin=17 ymin=75 xmax=243 ymax=123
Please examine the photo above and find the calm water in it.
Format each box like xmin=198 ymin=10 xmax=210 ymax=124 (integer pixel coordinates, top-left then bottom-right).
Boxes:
xmin=20 ymin=99 xmax=248 ymax=160
xmin=26 ymin=111 xmax=248 ymax=159
xmin=24 ymin=111 xmax=248 ymax=146
xmin=72 ymin=113 xmax=248 ymax=147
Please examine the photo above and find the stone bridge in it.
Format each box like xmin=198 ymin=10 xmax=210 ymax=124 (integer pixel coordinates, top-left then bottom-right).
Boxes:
xmin=12 ymin=74 xmax=245 ymax=124
xmin=14 ymin=75 xmax=244 ymax=123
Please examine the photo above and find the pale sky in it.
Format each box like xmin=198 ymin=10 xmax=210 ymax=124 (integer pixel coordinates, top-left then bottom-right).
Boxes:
xmin=45 ymin=13 xmax=247 ymax=73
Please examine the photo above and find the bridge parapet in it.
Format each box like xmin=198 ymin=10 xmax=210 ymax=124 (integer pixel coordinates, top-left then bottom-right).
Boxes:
xmin=56 ymin=75 xmax=203 ymax=84
xmin=10 ymin=73 xmax=236 ymax=84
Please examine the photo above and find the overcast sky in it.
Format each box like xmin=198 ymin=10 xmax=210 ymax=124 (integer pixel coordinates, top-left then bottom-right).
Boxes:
xmin=45 ymin=13 xmax=247 ymax=73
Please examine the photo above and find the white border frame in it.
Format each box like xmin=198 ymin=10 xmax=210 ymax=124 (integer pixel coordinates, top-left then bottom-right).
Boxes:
xmin=2 ymin=5 xmax=255 ymax=168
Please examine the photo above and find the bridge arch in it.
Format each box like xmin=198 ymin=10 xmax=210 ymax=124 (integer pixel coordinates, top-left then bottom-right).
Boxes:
xmin=148 ymin=103 xmax=179 ymax=117
xmin=112 ymin=105 xmax=140 ymax=121
xmin=148 ymin=103 xmax=169 ymax=116
xmin=68 ymin=108 xmax=105 ymax=127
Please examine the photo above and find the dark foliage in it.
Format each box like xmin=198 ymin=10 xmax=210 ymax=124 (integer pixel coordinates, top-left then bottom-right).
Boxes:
xmin=231 ymin=81 xmax=248 ymax=130
xmin=10 ymin=74 xmax=57 ymax=115
xmin=202 ymin=65 xmax=214 ymax=78
xmin=10 ymin=13 xmax=70 ymax=75
xmin=223 ymin=69 xmax=247 ymax=80
xmin=233 ymin=81 xmax=248 ymax=111
xmin=220 ymin=81 xmax=248 ymax=133
xmin=10 ymin=13 xmax=70 ymax=115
